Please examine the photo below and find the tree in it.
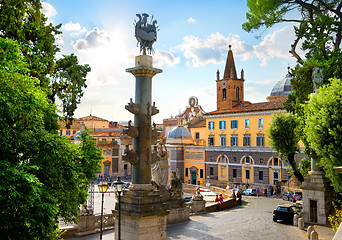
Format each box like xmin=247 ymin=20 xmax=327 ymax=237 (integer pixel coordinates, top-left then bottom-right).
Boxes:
xmin=267 ymin=112 xmax=304 ymax=182
xmin=304 ymin=78 xmax=342 ymax=194
xmin=0 ymin=38 xmax=102 ymax=239
xmin=0 ymin=0 xmax=90 ymax=126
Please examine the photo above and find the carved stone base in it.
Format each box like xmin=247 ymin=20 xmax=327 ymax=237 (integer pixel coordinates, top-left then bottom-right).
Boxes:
xmin=113 ymin=185 xmax=168 ymax=240
xmin=114 ymin=212 xmax=167 ymax=240
xmin=301 ymin=170 xmax=333 ymax=224
xmin=190 ymin=199 xmax=206 ymax=214
xmin=165 ymin=198 xmax=189 ymax=224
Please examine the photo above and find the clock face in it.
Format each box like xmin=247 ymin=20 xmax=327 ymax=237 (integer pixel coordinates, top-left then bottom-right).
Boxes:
xmin=221 ymin=80 xmax=227 ymax=88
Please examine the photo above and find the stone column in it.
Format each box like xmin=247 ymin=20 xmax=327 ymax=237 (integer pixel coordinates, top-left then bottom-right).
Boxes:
xmin=112 ymin=55 xmax=168 ymax=240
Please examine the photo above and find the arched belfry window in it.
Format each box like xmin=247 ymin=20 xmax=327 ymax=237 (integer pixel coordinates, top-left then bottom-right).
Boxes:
xmin=236 ymin=87 xmax=240 ymax=101
xmin=222 ymin=88 xmax=226 ymax=100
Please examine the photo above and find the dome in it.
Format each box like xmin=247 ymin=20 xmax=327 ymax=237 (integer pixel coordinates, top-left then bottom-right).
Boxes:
xmin=167 ymin=126 xmax=192 ymax=139
xmin=270 ymin=74 xmax=293 ymax=96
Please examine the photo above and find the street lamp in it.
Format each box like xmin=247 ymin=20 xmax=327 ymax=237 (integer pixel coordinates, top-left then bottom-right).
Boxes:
xmin=98 ymin=181 xmax=108 ymax=240
xmin=114 ymin=176 xmax=124 ymax=240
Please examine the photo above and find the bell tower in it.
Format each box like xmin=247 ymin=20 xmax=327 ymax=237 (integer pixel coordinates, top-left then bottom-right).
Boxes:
xmin=216 ymin=45 xmax=245 ymax=110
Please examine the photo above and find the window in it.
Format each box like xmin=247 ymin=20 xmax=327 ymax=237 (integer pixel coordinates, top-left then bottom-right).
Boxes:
xmin=219 ymin=120 xmax=226 ymax=130
xmin=259 ymin=158 xmax=264 ymax=164
xmin=220 ymin=135 xmax=226 ymax=146
xmin=60 ymin=129 xmax=63 ymax=136
xmin=200 ymin=169 xmax=204 ymax=179
xmin=233 ymin=169 xmax=237 ymax=178
xmin=210 ymin=167 xmax=214 ymax=175
xmin=258 ymin=118 xmax=264 ymax=129
xmin=231 ymin=120 xmax=238 ymax=129
xmin=222 ymin=89 xmax=226 ymax=100
xmin=273 ymin=170 xmax=279 ymax=179
xmin=195 ymin=132 xmax=200 ymax=139
xmin=243 ymin=134 xmax=250 ymax=146
xmin=124 ymin=164 xmax=127 ymax=170
xmin=245 ymin=168 xmax=250 ymax=180
xmin=245 ymin=156 xmax=250 ymax=164
xmin=256 ymin=134 xmax=264 ymax=147
xmin=233 ymin=157 xmax=237 ymax=163
xmin=236 ymin=87 xmax=240 ymax=101
xmin=231 ymin=135 xmax=238 ymax=146
xmin=73 ymin=130 xmax=76 ymax=135
xmin=208 ymin=121 xmax=214 ymax=130
xmin=244 ymin=119 xmax=250 ymax=129
xmin=103 ymin=150 xmax=112 ymax=155
xmin=185 ymin=168 xmax=189 ymax=177
xmin=274 ymin=158 xmax=279 ymax=166
xmin=66 ymin=130 xmax=71 ymax=136
xmin=102 ymin=139 xmax=107 ymax=142
xmin=259 ymin=171 xmax=264 ymax=180
xmin=208 ymin=135 xmax=214 ymax=146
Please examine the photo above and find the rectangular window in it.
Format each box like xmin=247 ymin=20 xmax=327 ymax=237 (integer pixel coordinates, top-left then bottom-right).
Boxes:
xmin=230 ymin=135 xmax=238 ymax=146
xmin=66 ymin=130 xmax=71 ymax=136
xmin=244 ymin=119 xmax=250 ymax=129
xmin=208 ymin=135 xmax=214 ymax=146
xmin=219 ymin=120 xmax=226 ymax=130
xmin=195 ymin=132 xmax=200 ymax=139
xmin=245 ymin=168 xmax=250 ymax=180
xmin=185 ymin=168 xmax=189 ymax=177
xmin=231 ymin=120 xmax=238 ymax=129
xmin=259 ymin=171 xmax=263 ymax=180
xmin=274 ymin=158 xmax=279 ymax=166
xmin=273 ymin=170 xmax=279 ymax=179
xmin=60 ymin=129 xmax=63 ymax=136
xmin=210 ymin=167 xmax=214 ymax=175
xmin=233 ymin=169 xmax=237 ymax=178
xmin=258 ymin=118 xmax=264 ymax=129
xmin=220 ymin=135 xmax=226 ymax=146
xmin=200 ymin=169 xmax=204 ymax=179
xmin=256 ymin=134 xmax=265 ymax=147
xmin=73 ymin=130 xmax=76 ymax=135
xmin=243 ymin=134 xmax=250 ymax=146
xmin=208 ymin=121 xmax=214 ymax=130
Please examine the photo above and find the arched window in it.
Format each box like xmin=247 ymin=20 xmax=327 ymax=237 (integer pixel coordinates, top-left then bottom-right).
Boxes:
xmin=236 ymin=87 xmax=240 ymax=101
xmin=222 ymin=88 xmax=226 ymax=100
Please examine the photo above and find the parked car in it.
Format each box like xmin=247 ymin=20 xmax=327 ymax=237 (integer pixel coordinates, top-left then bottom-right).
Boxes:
xmin=273 ymin=204 xmax=297 ymax=223
xmin=282 ymin=191 xmax=294 ymax=201
xmin=244 ymin=189 xmax=257 ymax=196
xmin=289 ymin=192 xmax=302 ymax=202
xmin=123 ymin=182 xmax=131 ymax=189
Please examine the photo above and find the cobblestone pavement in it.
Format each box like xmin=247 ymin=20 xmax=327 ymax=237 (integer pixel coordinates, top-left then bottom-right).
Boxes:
xmin=167 ymin=196 xmax=308 ymax=240
xmin=66 ymin=196 xmax=311 ymax=240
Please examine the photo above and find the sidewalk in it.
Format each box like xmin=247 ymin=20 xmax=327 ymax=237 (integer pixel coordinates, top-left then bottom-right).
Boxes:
xmin=305 ymin=223 xmax=335 ymax=240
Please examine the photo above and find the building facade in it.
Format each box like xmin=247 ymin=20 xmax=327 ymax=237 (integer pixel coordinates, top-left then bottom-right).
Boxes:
xmin=166 ymin=45 xmax=305 ymax=191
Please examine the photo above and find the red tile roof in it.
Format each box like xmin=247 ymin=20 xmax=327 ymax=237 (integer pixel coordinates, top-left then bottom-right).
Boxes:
xmin=75 ymin=115 xmax=108 ymax=122
xmin=205 ymin=100 xmax=284 ymax=116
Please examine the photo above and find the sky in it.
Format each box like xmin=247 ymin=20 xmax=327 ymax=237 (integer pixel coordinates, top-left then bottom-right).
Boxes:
xmin=42 ymin=0 xmax=302 ymax=124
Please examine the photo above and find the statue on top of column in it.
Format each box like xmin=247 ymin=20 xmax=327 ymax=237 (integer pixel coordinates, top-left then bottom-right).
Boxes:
xmin=134 ymin=13 xmax=159 ymax=55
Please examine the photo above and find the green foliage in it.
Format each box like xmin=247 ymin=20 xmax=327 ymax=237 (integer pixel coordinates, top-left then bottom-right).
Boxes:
xmin=305 ymin=78 xmax=342 ymax=194
xmin=0 ymin=38 xmax=101 ymax=239
xmin=299 ymin=158 xmax=311 ymax=179
xmin=329 ymin=202 xmax=342 ymax=231
xmin=0 ymin=0 xmax=90 ymax=125
xmin=268 ymin=111 xmax=304 ymax=182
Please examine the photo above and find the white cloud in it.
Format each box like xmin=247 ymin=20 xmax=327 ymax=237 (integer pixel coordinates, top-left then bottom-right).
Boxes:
xmin=41 ymin=2 xmax=57 ymax=18
xmin=154 ymin=50 xmax=180 ymax=67
xmin=176 ymin=32 xmax=253 ymax=67
xmin=187 ymin=17 xmax=196 ymax=23
xmin=74 ymin=27 xmax=111 ymax=51
xmin=62 ymin=21 xmax=87 ymax=33
xmin=176 ymin=27 xmax=301 ymax=67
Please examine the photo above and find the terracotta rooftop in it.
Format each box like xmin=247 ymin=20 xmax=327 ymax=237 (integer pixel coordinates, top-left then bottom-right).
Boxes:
xmin=90 ymin=131 xmax=121 ymax=137
xmin=75 ymin=114 xmax=108 ymax=122
xmin=188 ymin=119 xmax=206 ymax=128
xmin=58 ymin=121 xmax=81 ymax=129
xmin=205 ymin=100 xmax=284 ymax=116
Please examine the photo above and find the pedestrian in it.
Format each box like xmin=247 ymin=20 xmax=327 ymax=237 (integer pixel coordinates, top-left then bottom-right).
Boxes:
xmin=237 ymin=191 xmax=242 ymax=204
xmin=273 ymin=190 xmax=276 ymax=198
xmin=219 ymin=194 xmax=224 ymax=210
xmin=256 ymin=188 xmax=259 ymax=197
xmin=215 ymin=195 xmax=219 ymax=202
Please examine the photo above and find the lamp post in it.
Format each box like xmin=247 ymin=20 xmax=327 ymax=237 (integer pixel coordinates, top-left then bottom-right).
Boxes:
xmin=98 ymin=181 xmax=108 ymax=240
xmin=114 ymin=176 xmax=124 ymax=240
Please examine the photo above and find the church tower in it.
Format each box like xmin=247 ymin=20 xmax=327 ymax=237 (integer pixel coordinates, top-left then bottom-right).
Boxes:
xmin=216 ymin=45 xmax=245 ymax=110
